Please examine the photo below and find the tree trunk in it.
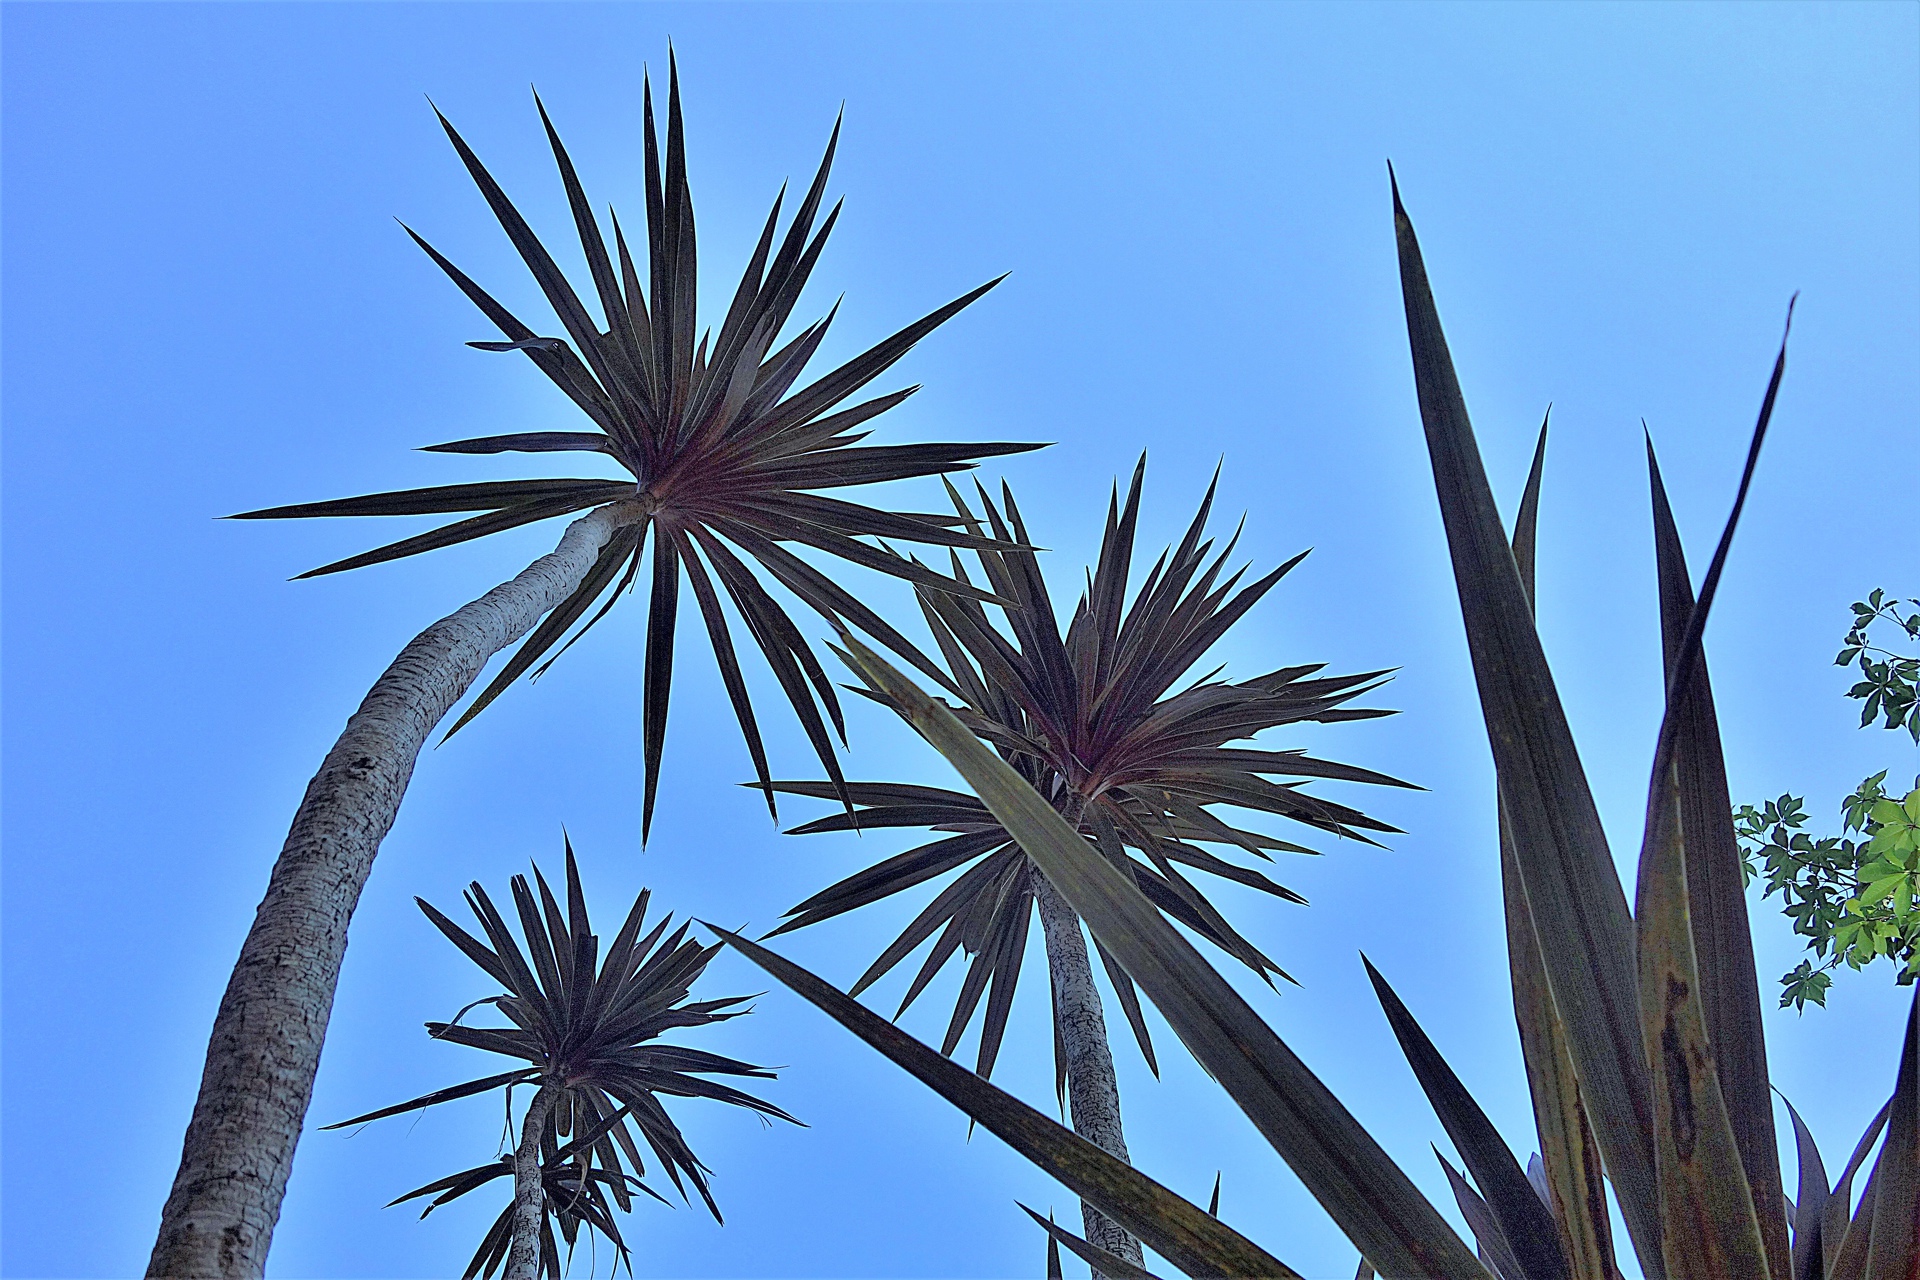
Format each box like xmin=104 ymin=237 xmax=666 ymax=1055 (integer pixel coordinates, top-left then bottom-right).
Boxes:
xmin=506 ymin=1081 xmax=561 ymax=1280
xmin=148 ymin=501 xmax=643 ymax=1280
xmin=1031 ymin=866 xmax=1145 ymax=1274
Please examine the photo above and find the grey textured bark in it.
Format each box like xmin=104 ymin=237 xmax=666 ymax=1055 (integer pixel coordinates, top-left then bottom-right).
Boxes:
xmin=1032 ymin=866 xmax=1145 ymax=1274
xmin=506 ymin=1081 xmax=561 ymax=1280
xmin=148 ymin=501 xmax=643 ymax=1280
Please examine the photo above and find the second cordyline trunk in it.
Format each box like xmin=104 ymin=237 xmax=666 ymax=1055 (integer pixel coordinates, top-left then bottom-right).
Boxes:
xmin=507 ymin=1081 xmax=563 ymax=1280
xmin=148 ymin=499 xmax=648 ymax=1280
xmin=1031 ymin=866 xmax=1146 ymax=1272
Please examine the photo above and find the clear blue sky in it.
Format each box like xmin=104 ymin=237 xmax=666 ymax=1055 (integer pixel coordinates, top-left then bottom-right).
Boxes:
xmin=4 ymin=3 xmax=1915 ymax=1278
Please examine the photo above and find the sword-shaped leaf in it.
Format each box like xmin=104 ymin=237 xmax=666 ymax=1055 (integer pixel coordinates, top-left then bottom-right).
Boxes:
xmin=1863 ymin=989 xmax=1918 ymax=1279
xmin=640 ymin=525 xmax=682 ymax=840
xmin=712 ymin=926 xmax=1304 ymax=1280
xmin=752 ymin=275 xmax=1007 ymax=439
xmin=1365 ymin=957 xmax=1569 ymax=1280
xmin=433 ymin=105 xmax=631 ymax=421
xmin=1631 ymin=310 xmax=1791 ymax=1279
xmin=1496 ymin=419 xmax=1622 ymax=1280
xmin=409 ymin=224 xmax=627 ymax=440
xmin=532 ymin=91 xmax=637 ymax=390
xmin=1780 ymin=1096 xmax=1829 ymax=1280
xmin=1392 ymin=173 xmax=1661 ymax=1273
xmin=421 ymin=432 xmax=611 ymax=455
xmin=292 ymin=493 xmax=622 ymax=579
xmin=679 ymin=533 xmax=775 ymax=815
xmin=752 ymin=440 xmax=1046 ymax=490
xmin=1824 ymin=1099 xmax=1892 ymax=1279
xmin=442 ymin=522 xmax=647 ymax=740
xmin=322 ymin=1069 xmax=540 ymax=1130
xmin=1646 ymin=439 xmax=1789 ymax=1276
xmin=1635 ymin=757 xmax=1771 ymax=1277
xmin=691 ymin=526 xmax=852 ymax=816
xmin=231 ymin=479 xmax=632 ymax=521
xmin=1830 ymin=1173 xmax=1878 ymax=1280
xmin=1019 ymin=1204 xmax=1173 ymax=1280
xmin=1435 ymin=1149 xmax=1526 ymax=1280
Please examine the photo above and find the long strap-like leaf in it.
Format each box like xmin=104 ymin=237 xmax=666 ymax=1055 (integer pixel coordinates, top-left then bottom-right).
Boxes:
xmin=1504 ymin=823 xmax=1621 ymax=1280
xmin=1021 ymin=1204 xmax=1173 ymax=1280
xmin=1365 ymin=959 xmax=1569 ymax=1280
xmin=1863 ymin=989 xmax=1918 ymax=1280
xmin=1630 ymin=311 xmax=1793 ymax=1280
xmin=835 ymin=633 xmax=1487 ymax=1279
xmin=1634 ymin=762 xmax=1771 ymax=1277
xmin=1646 ymin=442 xmax=1790 ymax=1276
xmin=1392 ymin=174 xmax=1661 ymax=1274
xmin=1501 ymin=415 xmax=1622 ymax=1280
xmin=712 ymin=926 xmax=1303 ymax=1279
xmin=1779 ymin=1096 xmax=1830 ymax=1280
xmin=1825 ymin=1099 xmax=1892 ymax=1279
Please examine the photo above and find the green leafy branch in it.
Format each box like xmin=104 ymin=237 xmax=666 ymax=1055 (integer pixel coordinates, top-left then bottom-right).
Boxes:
xmin=1736 ymin=589 xmax=1920 ymax=1010
xmin=1738 ymin=772 xmax=1920 ymax=1009
xmin=1837 ymin=588 xmax=1920 ymax=741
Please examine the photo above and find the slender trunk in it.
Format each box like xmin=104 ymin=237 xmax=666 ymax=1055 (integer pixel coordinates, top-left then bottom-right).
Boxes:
xmin=1031 ymin=865 xmax=1145 ymax=1274
xmin=506 ymin=1081 xmax=561 ymax=1280
xmin=148 ymin=501 xmax=643 ymax=1280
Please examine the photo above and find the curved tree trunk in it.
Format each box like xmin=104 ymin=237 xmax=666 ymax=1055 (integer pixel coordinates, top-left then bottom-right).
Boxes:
xmin=1031 ymin=866 xmax=1145 ymax=1274
xmin=506 ymin=1081 xmax=561 ymax=1280
xmin=148 ymin=501 xmax=644 ymax=1280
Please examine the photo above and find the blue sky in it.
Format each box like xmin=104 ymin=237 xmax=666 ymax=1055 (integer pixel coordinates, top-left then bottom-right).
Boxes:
xmin=3 ymin=3 xmax=1916 ymax=1277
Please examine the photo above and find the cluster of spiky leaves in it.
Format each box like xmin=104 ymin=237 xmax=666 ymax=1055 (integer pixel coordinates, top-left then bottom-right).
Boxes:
xmin=767 ymin=460 xmax=1407 ymax=1085
xmin=232 ymin=57 xmax=1037 ymax=836
xmin=715 ymin=182 xmax=1919 ymax=1280
xmin=326 ymin=842 xmax=797 ymax=1278
xmin=385 ymin=1136 xmax=651 ymax=1279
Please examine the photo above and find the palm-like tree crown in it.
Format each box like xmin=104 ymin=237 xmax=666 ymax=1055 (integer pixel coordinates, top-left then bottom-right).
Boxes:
xmin=326 ymin=841 xmax=797 ymax=1277
xmin=234 ymin=56 xmax=1036 ymax=835
xmin=770 ymin=460 xmax=1412 ymax=1080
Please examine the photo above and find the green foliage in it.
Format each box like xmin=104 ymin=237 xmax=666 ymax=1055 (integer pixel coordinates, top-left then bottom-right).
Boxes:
xmin=1737 ymin=591 xmax=1920 ymax=1009
xmin=1838 ymin=589 xmax=1920 ymax=740
xmin=1738 ymin=776 xmax=1920 ymax=1009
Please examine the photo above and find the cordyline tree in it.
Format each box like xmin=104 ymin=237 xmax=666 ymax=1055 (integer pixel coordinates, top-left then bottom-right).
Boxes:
xmin=766 ymin=463 xmax=1408 ymax=1265
xmin=323 ymin=842 xmax=796 ymax=1280
xmin=149 ymin=59 xmax=1033 ymax=1278
xmin=711 ymin=181 xmax=1920 ymax=1280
